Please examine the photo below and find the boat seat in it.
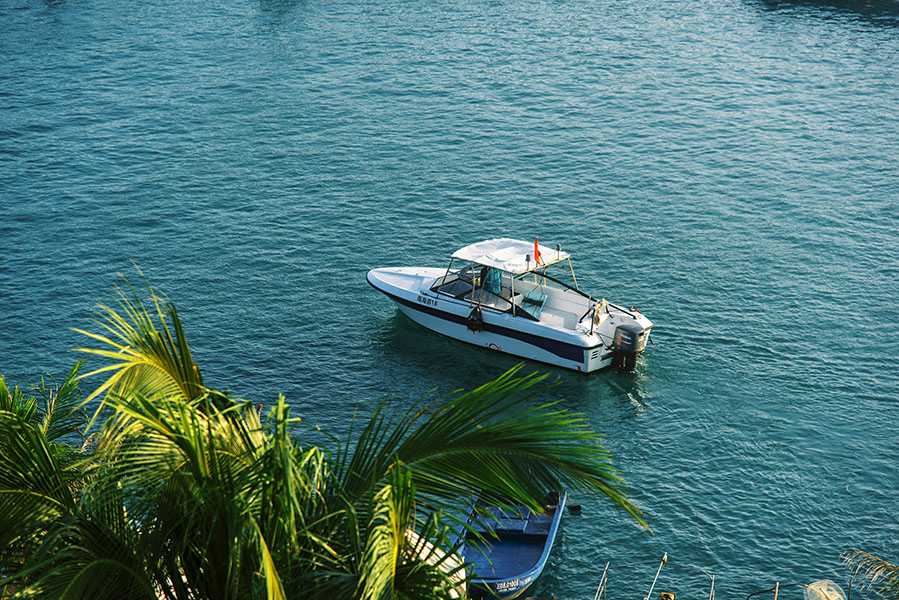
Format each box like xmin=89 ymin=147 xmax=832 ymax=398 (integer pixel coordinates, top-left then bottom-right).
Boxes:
xmin=519 ymin=289 xmax=547 ymax=320
xmin=539 ymin=308 xmax=576 ymax=329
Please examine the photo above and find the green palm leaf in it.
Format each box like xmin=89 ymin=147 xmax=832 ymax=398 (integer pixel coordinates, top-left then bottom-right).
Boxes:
xmin=358 ymin=466 xmax=414 ymax=600
xmin=393 ymin=509 xmax=467 ymax=600
xmin=35 ymin=362 xmax=88 ymax=442
xmin=90 ymin=388 xmax=320 ymax=600
xmin=10 ymin=515 xmax=155 ymax=600
xmin=0 ymin=414 xmax=78 ymax=509
xmin=338 ymin=365 xmax=646 ymax=530
xmin=0 ymin=376 xmax=37 ymax=421
xmin=73 ymin=274 xmax=204 ymax=412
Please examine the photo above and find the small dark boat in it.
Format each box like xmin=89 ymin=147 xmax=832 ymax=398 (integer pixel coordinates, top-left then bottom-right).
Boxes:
xmin=457 ymin=492 xmax=566 ymax=599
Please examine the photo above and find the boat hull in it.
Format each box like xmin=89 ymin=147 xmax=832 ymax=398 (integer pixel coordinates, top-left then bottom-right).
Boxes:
xmin=366 ymin=267 xmax=648 ymax=373
xmin=395 ymin=296 xmax=607 ymax=372
xmin=460 ymin=494 xmax=567 ymax=599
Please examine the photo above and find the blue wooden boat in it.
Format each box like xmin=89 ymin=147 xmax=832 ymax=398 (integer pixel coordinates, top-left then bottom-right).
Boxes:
xmin=457 ymin=493 xmax=566 ymax=599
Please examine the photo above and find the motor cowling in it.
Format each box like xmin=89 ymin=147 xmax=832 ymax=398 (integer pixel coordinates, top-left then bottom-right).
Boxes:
xmin=612 ymin=322 xmax=644 ymax=370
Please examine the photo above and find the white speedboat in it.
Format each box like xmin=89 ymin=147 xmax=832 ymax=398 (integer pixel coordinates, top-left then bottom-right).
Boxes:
xmin=366 ymin=238 xmax=653 ymax=373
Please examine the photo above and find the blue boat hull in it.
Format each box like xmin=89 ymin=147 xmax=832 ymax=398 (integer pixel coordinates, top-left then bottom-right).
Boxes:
xmin=460 ymin=494 xmax=567 ymax=599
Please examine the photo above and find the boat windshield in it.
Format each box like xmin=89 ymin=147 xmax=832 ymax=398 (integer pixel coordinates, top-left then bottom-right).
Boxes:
xmin=431 ymin=261 xmax=477 ymax=297
xmin=463 ymin=288 xmax=512 ymax=311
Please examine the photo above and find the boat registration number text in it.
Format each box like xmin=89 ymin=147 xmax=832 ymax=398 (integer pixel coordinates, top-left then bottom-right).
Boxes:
xmin=494 ymin=575 xmax=533 ymax=592
xmin=417 ymin=295 xmax=437 ymax=307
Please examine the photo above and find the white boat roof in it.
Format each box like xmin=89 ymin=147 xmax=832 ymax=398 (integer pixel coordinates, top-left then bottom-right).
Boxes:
xmin=451 ymin=238 xmax=571 ymax=274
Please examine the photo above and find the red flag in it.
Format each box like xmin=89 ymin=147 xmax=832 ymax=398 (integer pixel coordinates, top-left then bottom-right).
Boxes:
xmin=534 ymin=238 xmax=542 ymax=266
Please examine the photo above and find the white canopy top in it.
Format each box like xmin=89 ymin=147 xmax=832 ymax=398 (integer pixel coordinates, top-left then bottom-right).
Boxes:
xmin=451 ymin=238 xmax=571 ymax=274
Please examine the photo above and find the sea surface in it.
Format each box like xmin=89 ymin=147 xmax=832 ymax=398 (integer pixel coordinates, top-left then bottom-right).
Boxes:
xmin=2 ymin=0 xmax=898 ymax=597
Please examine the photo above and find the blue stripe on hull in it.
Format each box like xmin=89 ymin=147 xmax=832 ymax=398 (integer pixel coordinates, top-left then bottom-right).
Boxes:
xmin=380 ymin=288 xmax=592 ymax=363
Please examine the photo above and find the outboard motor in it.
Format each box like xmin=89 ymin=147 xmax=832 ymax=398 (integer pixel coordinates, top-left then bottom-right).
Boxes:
xmin=611 ymin=322 xmax=645 ymax=371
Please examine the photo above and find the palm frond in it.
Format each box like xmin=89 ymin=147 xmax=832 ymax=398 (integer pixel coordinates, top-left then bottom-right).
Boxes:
xmin=255 ymin=526 xmax=287 ymax=600
xmin=0 ymin=414 xmax=78 ymax=508
xmin=338 ymin=364 xmax=646 ymax=530
xmin=0 ymin=489 xmax=67 ymax=571
xmin=87 ymin=384 xmax=326 ymax=600
xmin=9 ymin=515 xmax=155 ymax=600
xmin=33 ymin=361 xmax=89 ymax=442
xmin=396 ymin=513 xmax=467 ymax=600
xmin=73 ymin=273 xmax=205 ymax=414
xmin=0 ymin=375 xmax=38 ymax=421
xmin=358 ymin=466 xmax=415 ymax=600
xmin=843 ymin=549 xmax=899 ymax=600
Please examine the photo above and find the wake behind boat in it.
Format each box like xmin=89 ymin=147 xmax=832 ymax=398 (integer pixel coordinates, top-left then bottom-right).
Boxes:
xmin=367 ymin=238 xmax=653 ymax=373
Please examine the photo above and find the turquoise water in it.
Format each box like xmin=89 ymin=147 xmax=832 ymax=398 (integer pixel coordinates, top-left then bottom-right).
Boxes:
xmin=2 ymin=0 xmax=898 ymax=596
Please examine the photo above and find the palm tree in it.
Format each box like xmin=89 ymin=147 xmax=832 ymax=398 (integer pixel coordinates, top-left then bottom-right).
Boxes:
xmin=0 ymin=363 xmax=93 ymax=598
xmin=0 ymin=274 xmax=646 ymax=599
xmin=843 ymin=550 xmax=899 ymax=600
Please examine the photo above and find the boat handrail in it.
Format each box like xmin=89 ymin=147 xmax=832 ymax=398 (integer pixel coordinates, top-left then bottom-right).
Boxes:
xmin=661 ymin=559 xmax=715 ymax=600
xmin=607 ymin=301 xmax=640 ymax=319
xmin=644 ymin=553 xmax=668 ymax=600
xmin=578 ymin=300 xmax=641 ymax=329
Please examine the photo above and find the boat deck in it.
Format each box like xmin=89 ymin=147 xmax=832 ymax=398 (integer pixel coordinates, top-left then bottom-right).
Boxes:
xmin=464 ymin=506 xmax=556 ymax=579
xmin=464 ymin=532 xmax=546 ymax=578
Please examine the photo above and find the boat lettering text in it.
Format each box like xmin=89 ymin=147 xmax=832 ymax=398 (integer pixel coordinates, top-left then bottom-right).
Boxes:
xmin=417 ymin=295 xmax=437 ymax=307
xmin=494 ymin=579 xmax=521 ymax=592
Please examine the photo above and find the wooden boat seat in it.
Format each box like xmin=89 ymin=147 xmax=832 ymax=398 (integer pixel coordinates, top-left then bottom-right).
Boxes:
xmin=470 ymin=506 xmax=533 ymax=535
xmin=523 ymin=519 xmax=552 ymax=535
xmin=495 ymin=516 xmax=528 ymax=532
